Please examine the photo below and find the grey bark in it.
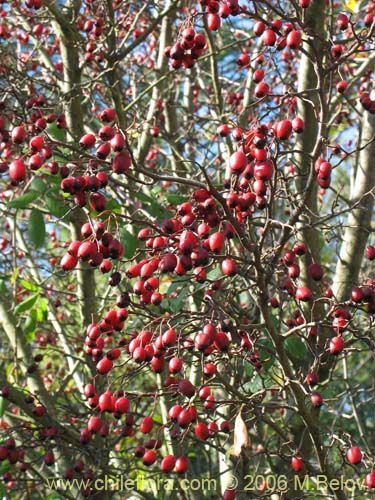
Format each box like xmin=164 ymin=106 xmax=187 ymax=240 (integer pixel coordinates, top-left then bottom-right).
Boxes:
xmin=333 ymin=113 xmax=375 ymax=301
xmin=295 ymin=0 xmax=326 ymax=288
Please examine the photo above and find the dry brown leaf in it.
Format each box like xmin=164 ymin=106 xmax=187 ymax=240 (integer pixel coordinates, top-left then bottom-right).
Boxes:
xmin=233 ymin=408 xmax=251 ymax=456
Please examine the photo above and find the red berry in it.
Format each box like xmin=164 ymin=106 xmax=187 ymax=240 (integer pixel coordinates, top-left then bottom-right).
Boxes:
xmin=229 ymin=151 xmax=248 ymax=174
xmin=89 ymin=192 xmax=107 ymax=212
xmin=160 ymin=455 xmax=176 ymax=472
xmin=346 ymin=446 xmax=362 ymax=465
xmin=88 ymin=416 xmax=102 ymax=433
xmin=99 ymin=108 xmax=116 ymax=122
xmin=178 ymin=379 xmax=195 ymax=398
xmin=366 ymin=472 xmax=375 ymax=488
xmin=207 ymin=13 xmax=221 ymax=31
xmin=337 ymin=13 xmax=349 ymax=30
xmin=310 ymin=392 xmax=323 ymax=408
xmin=194 ymin=422 xmax=209 ymax=440
xmin=98 ymin=125 xmax=115 ymax=141
xmin=112 ymin=151 xmax=131 ymax=174
xmin=98 ymin=392 xmax=113 ymax=412
xmin=293 ymin=241 xmax=306 ymax=255
xmin=169 ymin=405 xmax=183 ymax=421
xmin=175 ymin=456 xmax=188 ymax=473
xmin=295 ymin=287 xmax=312 ymax=302
xmin=177 ymin=409 xmax=192 ymax=428
xmin=60 ymin=253 xmax=78 ymax=271
xmin=329 ymin=336 xmax=344 ymax=355
xmin=254 ymin=160 xmax=274 ymax=180
xmin=365 ymin=245 xmax=375 ymax=260
xmin=217 ymin=124 xmax=230 ymax=137
xmin=9 ymin=159 xmax=26 ymax=182
xmin=182 ymin=27 xmax=195 ymax=41
xmin=84 ymin=384 xmax=96 ymax=398
xmin=253 ymin=68 xmax=264 ymax=83
xmin=162 ymin=328 xmax=177 ymax=347
xmin=351 ymin=287 xmax=363 ymax=303
xmin=254 ymin=82 xmax=270 ymax=98
xmin=286 ymin=30 xmax=301 ymax=49
xmin=284 ymin=250 xmax=296 ymax=265
xmin=140 ymin=416 xmax=154 ymax=434
xmin=208 ymin=232 xmax=225 ymax=253
xmin=275 ymin=120 xmax=293 ymax=140
xmin=221 ymin=258 xmax=237 ymax=276
xmin=306 ymin=372 xmax=319 ymax=386
xmin=96 ymin=358 xmax=113 ymax=375
xmin=79 ymin=133 xmax=96 ymax=148
xmin=115 ymin=397 xmax=129 ymax=413
xmin=77 ymin=241 xmax=97 ymax=261
xmin=254 ymin=21 xmax=265 ymax=36
xmin=308 ymin=263 xmax=323 ymax=281
xmin=291 ymin=456 xmax=304 ymax=471
xmin=169 ymin=357 xmax=183 ymax=373
xmin=142 ymin=450 xmax=157 ymax=466
xmin=44 ymin=452 xmax=55 ymax=466
xmin=11 ymin=126 xmax=27 ymax=144
xmin=262 ymin=29 xmax=276 ymax=46
xmin=29 ymin=135 xmax=44 ymax=152
xmin=292 ymin=117 xmax=304 ymax=133
xmin=194 ymin=33 xmax=206 ymax=49
xmin=223 ymin=489 xmax=237 ymax=500
xmin=336 ymin=80 xmax=347 ymax=93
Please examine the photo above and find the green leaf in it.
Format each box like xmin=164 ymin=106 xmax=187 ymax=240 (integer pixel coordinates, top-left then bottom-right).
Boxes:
xmin=36 ymin=297 xmax=48 ymax=321
xmin=258 ymin=339 xmax=276 ymax=369
xmin=105 ymin=198 xmax=122 ymax=213
xmin=244 ymin=374 xmax=263 ymax=393
xmin=160 ymin=298 xmax=172 ymax=312
xmin=134 ymin=192 xmax=169 ymax=220
xmin=169 ymin=286 xmax=189 ymax=313
xmin=152 ymin=414 xmax=163 ymax=425
xmin=8 ymin=191 xmax=39 ymax=209
xmin=164 ymin=193 xmax=189 ymax=205
xmin=269 ymin=312 xmax=279 ymax=330
xmin=285 ymin=336 xmax=306 ymax=360
xmin=10 ymin=267 xmax=20 ymax=285
xmin=151 ymin=186 xmax=162 ymax=196
xmin=120 ymin=229 xmax=138 ymax=259
xmin=166 ymin=277 xmax=190 ymax=295
xmin=30 ymin=177 xmax=45 ymax=192
xmin=45 ymin=177 xmax=63 ymax=192
xmin=193 ymin=288 xmax=204 ymax=309
xmin=0 ymin=461 xmax=10 ymax=476
xmin=244 ymin=361 xmax=254 ymax=377
xmin=134 ymin=192 xmax=154 ymax=204
xmin=14 ymin=293 xmax=39 ymax=315
xmin=149 ymin=202 xmax=167 ymax=220
xmin=45 ymin=195 xmax=68 ymax=218
xmin=0 ymin=397 xmax=6 ymax=418
xmin=0 ymin=481 xmax=5 ymax=499
xmin=47 ymin=122 xmax=66 ymax=141
xmin=28 ymin=209 xmax=45 ymax=248
xmin=207 ymin=267 xmax=221 ymax=280
xmin=24 ymin=314 xmax=37 ymax=342
xmin=20 ymin=279 xmax=39 ymax=292
xmin=160 ymin=281 xmax=191 ymax=314
xmin=51 ymin=147 xmax=71 ymax=163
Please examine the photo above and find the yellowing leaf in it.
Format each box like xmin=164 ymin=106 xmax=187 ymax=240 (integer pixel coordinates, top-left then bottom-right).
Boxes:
xmin=126 ymin=129 xmax=140 ymax=138
xmin=345 ymin=0 xmax=359 ymax=13
xmin=233 ymin=408 xmax=251 ymax=456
